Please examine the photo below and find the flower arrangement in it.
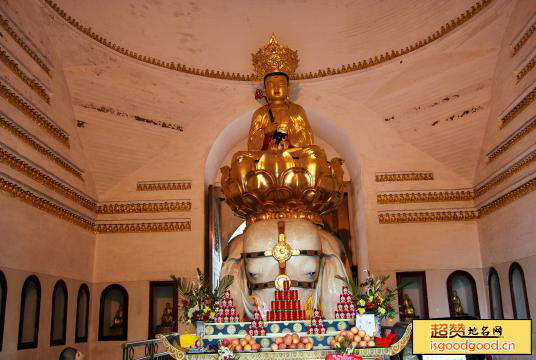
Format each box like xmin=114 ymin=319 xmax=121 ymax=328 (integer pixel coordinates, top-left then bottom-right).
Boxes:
xmin=171 ymin=269 xmax=233 ymax=324
xmin=336 ymin=271 xmax=398 ymax=320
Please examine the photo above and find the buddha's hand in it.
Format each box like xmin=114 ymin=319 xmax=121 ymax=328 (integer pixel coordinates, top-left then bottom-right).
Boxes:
xmin=273 ymin=130 xmax=288 ymax=144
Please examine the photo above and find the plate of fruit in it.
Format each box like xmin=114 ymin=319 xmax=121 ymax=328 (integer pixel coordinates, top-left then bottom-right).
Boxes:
xmin=271 ymin=333 xmax=313 ymax=351
xmin=223 ymin=335 xmax=261 ymax=352
xmin=330 ymin=327 xmax=375 ymax=349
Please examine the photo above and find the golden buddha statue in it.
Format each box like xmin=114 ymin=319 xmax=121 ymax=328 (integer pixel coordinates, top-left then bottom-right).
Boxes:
xmin=451 ymin=291 xmax=464 ymax=316
xmin=161 ymin=302 xmax=174 ymax=326
xmin=400 ymin=293 xmax=416 ymax=320
xmin=112 ymin=305 xmax=124 ymax=328
xmin=248 ymin=72 xmax=313 ymax=152
xmin=221 ymin=35 xmax=344 ymax=226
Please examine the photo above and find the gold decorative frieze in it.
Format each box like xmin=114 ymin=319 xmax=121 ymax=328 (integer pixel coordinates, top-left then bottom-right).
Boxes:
xmin=512 ymin=16 xmax=536 ymax=56
xmin=0 ymin=143 xmax=94 ymax=210
xmin=478 ymin=176 xmax=536 ymax=217
xmin=96 ymin=200 xmax=191 ymax=214
xmin=499 ymin=85 xmax=536 ymax=128
xmin=378 ymin=209 xmax=479 ymax=224
xmin=476 ymin=149 xmax=536 ymax=197
xmin=516 ymin=52 xmax=536 ymax=83
xmin=44 ymin=0 xmax=492 ymax=81
xmin=0 ymin=12 xmax=51 ymax=75
xmin=0 ymin=113 xmax=83 ymax=178
xmin=136 ymin=180 xmax=191 ymax=191
xmin=0 ymin=172 xmax=94 ymax=230
xmin=487 ymin=116 xmax=536 ymax=161
xmin=377 ymin=189 xmax=474 ymax=204
xmin=375 ymin=171 xmax=434 ymax=182
xmin=0 ymin=46 xmax=50 ymax=102
xmin=94 ymin=220 xmax=191 ymax=233
xmin=0 ymin=78 xmax=69 ymax=146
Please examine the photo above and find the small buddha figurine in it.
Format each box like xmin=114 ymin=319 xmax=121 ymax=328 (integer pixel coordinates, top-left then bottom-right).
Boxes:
xmin=400 ymin=294 xmax=416 ymax=320
xmin=161 ymin=302 xmax=174 ymax=326
xmin=451 ymin=291 xmax=464 ymax=316
xmin=112 ymin=305 xmax=124 ymax=328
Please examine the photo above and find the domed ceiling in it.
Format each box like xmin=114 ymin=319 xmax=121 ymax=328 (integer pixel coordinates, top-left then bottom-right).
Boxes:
xmin=52 ymin=0 xmax=489 ymax=75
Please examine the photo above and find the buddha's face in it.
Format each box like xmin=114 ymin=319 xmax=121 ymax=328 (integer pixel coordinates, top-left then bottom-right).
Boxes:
xmin=264 ymin=74 xmax=289 ymax=101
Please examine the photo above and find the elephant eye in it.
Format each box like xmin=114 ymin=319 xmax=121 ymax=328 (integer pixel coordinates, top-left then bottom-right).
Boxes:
xmin=306 ymin=271 xmax=316 ymax=277
xmin=249 ymin=272 xmax=257 ymax=278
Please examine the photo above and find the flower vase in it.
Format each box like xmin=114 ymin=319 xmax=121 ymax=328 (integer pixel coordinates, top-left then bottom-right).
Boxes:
xmin=195 ymin=321 xmax=205 ymax=339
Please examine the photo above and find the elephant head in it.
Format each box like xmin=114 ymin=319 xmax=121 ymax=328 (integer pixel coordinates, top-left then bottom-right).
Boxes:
xmin=220 ymin=219 xmax=350 ymax=319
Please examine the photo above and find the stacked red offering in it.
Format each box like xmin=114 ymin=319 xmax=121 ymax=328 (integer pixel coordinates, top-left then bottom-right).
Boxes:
xmin=266 ymin=280 xmax=306 ymax=321
xmin=247 ymin=309 xmax=267 ymax=336
xmin=334 ymin=285 xmax=355 ymax=319
xmin=215 ymin=289 xmax=240 ymax=323
xmin=307 ymin=308 xmax=325 ymax=334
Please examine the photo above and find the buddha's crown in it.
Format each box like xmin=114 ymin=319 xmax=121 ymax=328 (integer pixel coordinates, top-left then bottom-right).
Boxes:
xmin=252 ymin=35 xmax=299 ymax=80
xmin=220 ymin=147 xmax=345 ymax=225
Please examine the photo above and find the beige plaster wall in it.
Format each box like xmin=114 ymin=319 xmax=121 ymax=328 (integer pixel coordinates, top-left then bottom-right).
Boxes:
xmin=0 ymin=267 xmax=91 ymax=360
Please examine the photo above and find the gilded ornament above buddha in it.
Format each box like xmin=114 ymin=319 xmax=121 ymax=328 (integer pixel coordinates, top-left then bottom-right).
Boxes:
xmin=220 ymin=36 xmax=345 ymax=225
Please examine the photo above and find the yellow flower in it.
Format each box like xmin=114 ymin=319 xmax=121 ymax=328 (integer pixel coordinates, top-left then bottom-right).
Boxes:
xmin=204 ymin=306 xmax=210 ymax=313
xmin=358 ymin=299 xmax=366 ymax=306
xmin=358 ymin=308 xmax=366 ymax=314
xmin=378 ymin=307 xmax=386 ymax=315
xmin=368 ymin=296 xmax=374 ymax=302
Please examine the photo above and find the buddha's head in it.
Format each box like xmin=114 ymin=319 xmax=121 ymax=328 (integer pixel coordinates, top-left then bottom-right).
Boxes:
xmin=264 ymin=72 xmax=289 ymax=102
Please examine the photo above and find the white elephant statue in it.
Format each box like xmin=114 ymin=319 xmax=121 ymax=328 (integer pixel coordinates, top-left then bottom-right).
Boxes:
xmin=220 ymin=219 xmax=351 ymax=320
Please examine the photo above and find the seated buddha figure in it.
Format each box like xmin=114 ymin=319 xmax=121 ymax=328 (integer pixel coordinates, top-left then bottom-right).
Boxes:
xmin=230 ymin=72 xmax=334 ymax=202
xmin=248 ymin=72 xmax=313 ymax=152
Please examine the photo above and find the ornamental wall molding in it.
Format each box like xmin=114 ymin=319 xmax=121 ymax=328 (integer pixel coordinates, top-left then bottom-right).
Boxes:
xmin=0 ymin=44 xmax=50 ymax=102
xmin=94 ymin=220 xmax=191 ymax=234
xmin=515 ymin=48 xmax=536 ymax=83
xmin=137 ymin=180 xmax=192 ymax=191
xmin=377 ymin=189 xmax=473 ymax=204
xmin=378 ymin=209 xmax=479 ymax=224
xmin=0 ymin=77 xmax=69 ymax=145
xmin=511 ymin=12 xmax=536 ymax=57
xmin=0 ymin=10 xmax=52 ymax=75
xmin=0 ymin=112 xmax=83 ymax=178
xmin=375 ymin=171 xmax=434 ymax=182
xmin=498 ymin=82 xmax=536 ymax=128
xmin=487 ymin=115 xmax=536 ymax=161
xmin=43 ymin=0 xmax=492 ymax=81
xmin=378 ymin=176 xmax=535 ymax=223
xmin=0 ymin=171 xmax=94 ymax=230
xmin=96 ymin=200 xmax=191 ymax=214
xmin=0 ymin=142 xmax=94 ymax=210
xmin=478 ymin=175 xmax=536 ymax=217
xmin=476 ymin=147 xmax=536 ymax=197
xmin=0 ymin=172 xmax=192 ymax=233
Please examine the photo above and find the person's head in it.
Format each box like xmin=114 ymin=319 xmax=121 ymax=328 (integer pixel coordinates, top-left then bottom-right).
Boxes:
xmin=263 ymin=72 xmax=289 ymax=101
xmin=59 ymin=347 xmax=85 ymax=360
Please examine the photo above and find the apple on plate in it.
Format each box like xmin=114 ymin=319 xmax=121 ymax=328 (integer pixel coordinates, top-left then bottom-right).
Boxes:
xmin=275 ymin=337 xmax=283 ymax=344
xmin=289 ymin=343 xmax=297 ymax=349
xmin=271 ymin=344 xmax=279 ymax=351
xmin=305 ymin=343 xmax=313 ymax=350
xmin=278 ymin=343 xmax=287 ymax=350
xmin=350 ymin=327 xmax=358 ymax=334
xmin=244 ymin=344 xmax=252 ymax=351
xmin=301 ymin=336 xmax=309 ymax=344
xmin=297 ymin=343 xmax=305 ymax=349
xmin=223 ymin=339 xmax=231 ymax=347
xmin=358 ymin=330 xmax=366 ymax=337
xmin=235 ymin=345 xmax=243 ymax=352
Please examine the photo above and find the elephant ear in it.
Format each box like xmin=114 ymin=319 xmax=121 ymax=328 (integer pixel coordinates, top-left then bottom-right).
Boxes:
xmin=317 ymin=230 xmax=350 ymax=318
xmin=220 ymin=234 xmax=249 ymax=319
